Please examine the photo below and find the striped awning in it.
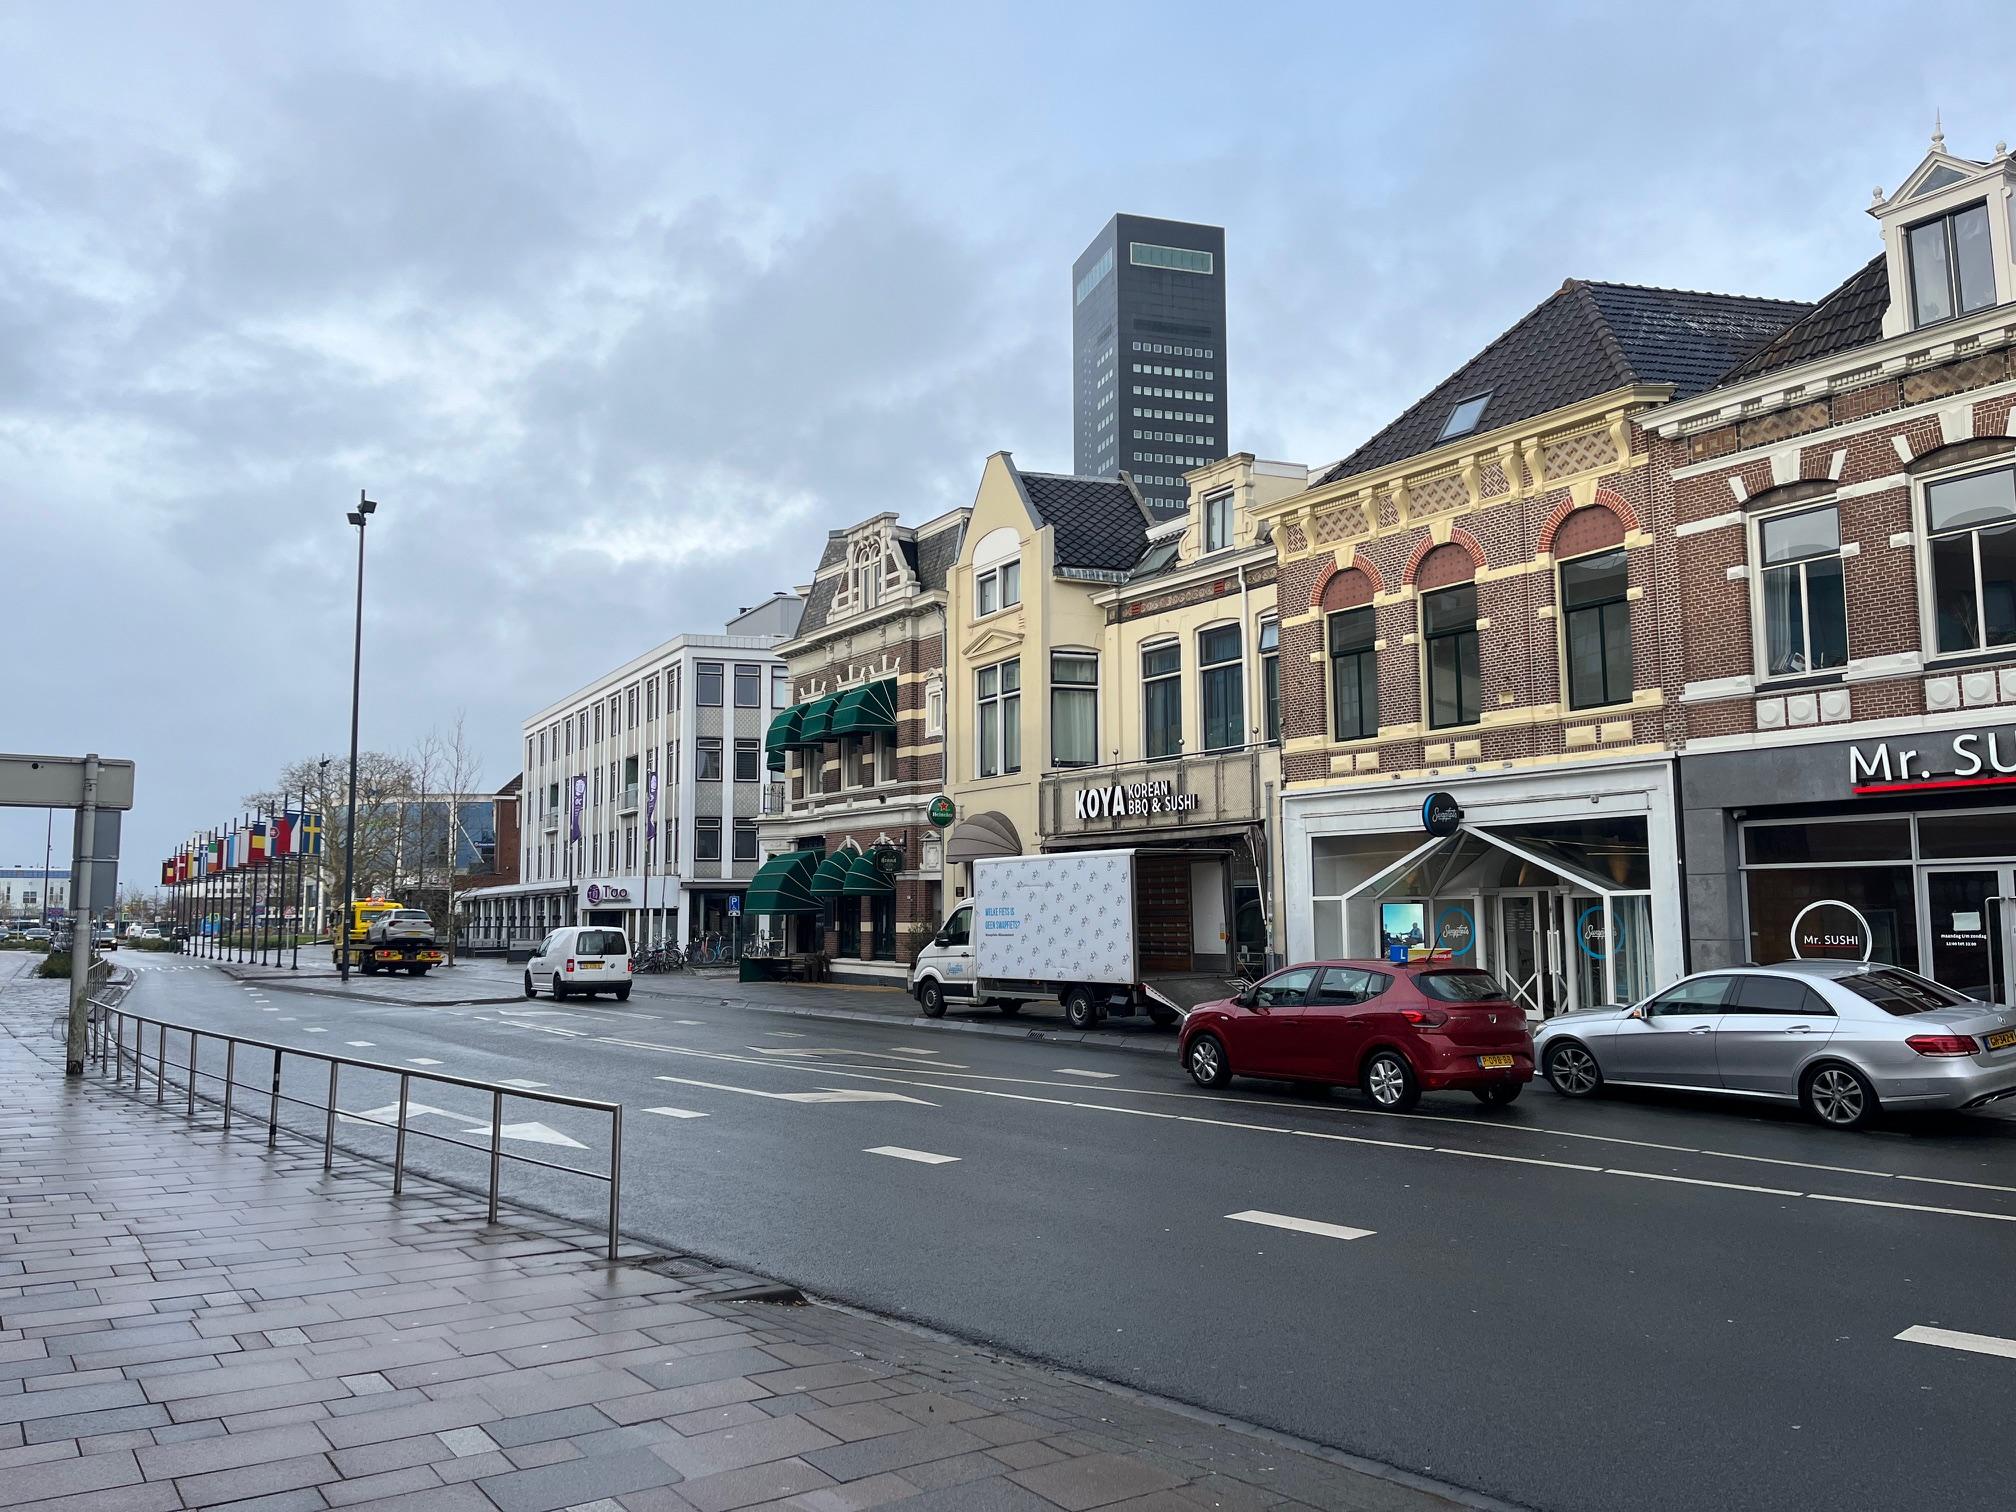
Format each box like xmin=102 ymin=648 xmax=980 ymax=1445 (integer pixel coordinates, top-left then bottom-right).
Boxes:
xmin=829 ymin=679 xmax=898 ymax=738
xmin=840 ymin=849 xmax=895 ymax=896
xmin=764 ymin=705 xmax=805 ymax=771
xmin=744 ymin=849 xmax=823 ymax=915
xmin=794 ymin=694 xmax=841 ymax=746
xmin=809 ymin=850 xmax=855 ymax=897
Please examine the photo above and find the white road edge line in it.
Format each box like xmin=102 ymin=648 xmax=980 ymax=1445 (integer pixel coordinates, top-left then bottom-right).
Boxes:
xmin=1608 ymin=1168 xmax=1802 ymax=1197
xmin=1809 ymin=1193 xmax=2016 ymax=1223
xmin=1227 ymin=1210 xmax=1375 ymax=1242
xmin=1896 ymin=1323 xmax=2016 ymax=1360
xmin=864 ymin=1146 xmax=959 ymax=1165
xmin=1440 ymin=1147 xmax=1604 ymax=1173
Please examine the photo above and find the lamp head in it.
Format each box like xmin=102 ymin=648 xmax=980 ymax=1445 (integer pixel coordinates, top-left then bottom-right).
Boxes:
xmin=358 ymin=491 xmax=378 ymax=516
xmin=346 ymin=511 xmax=364 ymax=526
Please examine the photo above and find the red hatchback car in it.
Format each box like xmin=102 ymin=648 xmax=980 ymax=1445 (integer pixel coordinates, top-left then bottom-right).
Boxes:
xmin=1178 ymin=960 xmax=1535 ymax=1110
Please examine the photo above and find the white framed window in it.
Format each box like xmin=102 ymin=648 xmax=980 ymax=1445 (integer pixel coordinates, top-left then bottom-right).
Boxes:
xmin=1203 ymin=490 xmax=1233 ymax=553
xmin=976 ymin=559 xmax=1021 ymax=617
xmin=1906 ymin=202 xmax=1995 ymax=328
xmin=1925 ymin=462 xmax=2016 ymax=655
xmin=924 ymin=676 xmax=945 ymax=737
xmin=976 ymin=658 xmax=1021 ymax=778
xmin=1752 ymin=504 xmax=1848 ymax=678
xmin=1559 ymin=548 xmax=1633 ymax=710
xmin=1199 ymin=625 xmax=1243 ymax=751
xmin=1050 ymin=651 xmax=1098 ymax=767
xmin=1142 ymin=641 xmax=1181 ymax=758
xmin=770 ymin=666 xmax=789 ymax=708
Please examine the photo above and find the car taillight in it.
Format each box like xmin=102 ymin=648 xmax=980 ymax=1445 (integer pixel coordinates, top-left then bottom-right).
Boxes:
xmin=1400 ymin=1007 xmax=1449 ymax=1029
xmin=624 ymin=958 xmax=632 ymax=973
xmin=1907 ymin=1033 xmax=1977 ymax=1056
xmin=564 ymin=957 xmax=575 ymax=973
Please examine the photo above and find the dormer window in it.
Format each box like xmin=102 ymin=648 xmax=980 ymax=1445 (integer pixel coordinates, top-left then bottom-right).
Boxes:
xmin=1437 ymin=392 xmax=1491 ymax=442
xmin=1203 ymin=489 xmax=1233 ymax=552
xmin=1907 ymin=202 xmax=1995 ymax=326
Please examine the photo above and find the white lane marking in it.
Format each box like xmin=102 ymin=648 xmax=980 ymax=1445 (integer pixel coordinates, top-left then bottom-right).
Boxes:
xmin=674 ymin=1020 xmax=705 ymax=1026
xmin=1054 ymin=1068 xmax=1119 ymax=1080
xmin=1896 ymin=1324 xmax=2016 ymax=1360
xmin=765 ymin=1031 xmax=806 ymax=1038
xmin=747 ymin=1046 xmax=970 ymax=1069
xmin=305 ymin=1028 xmax=326 ymax=1034
xmin=865 ymin=1146 xmax=959 ymax=1165
xmin=408 ymin=1058 xmax=443 ymax=1066
xmin=887 ymin=1047 xmax=937 ymax=1055
xmin=278 ymin=1017 xmax=295 ymax=1022
xmin=1809 ymin=1193 xmax=2016 ymax=1223
xmin=1608 ymin=1169 xmax=1802 ymax=1197
xmin=462 ymin=1121 xmax=589 ymax=1149
xmin=498 ymin=1078 xmax=548 ymax=1089
xmin=1227 ymin=1210 xmax=1375 ymax=1242
xmin=644 ymin=1107 xmax=709 ymax=1119
xmin=346 ymin=1041 xmax=374 ymax=1047
xmin=652 ymin=1074 xmax=935 ymax=1106
xmin=339 ymin=1102 xmax=456 ymax=1126
xmin=1440 ymin=1147 xmax=1604 ymax=1173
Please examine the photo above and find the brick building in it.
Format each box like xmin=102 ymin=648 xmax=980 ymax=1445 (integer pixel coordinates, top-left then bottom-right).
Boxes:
xmin=1252 ymin=278 xmax=1807 ymax=1013
xmin=756 ymin=508 xmax=966 ymax=984
xmin=1647 ymin=134 xmax=2016 ymax=989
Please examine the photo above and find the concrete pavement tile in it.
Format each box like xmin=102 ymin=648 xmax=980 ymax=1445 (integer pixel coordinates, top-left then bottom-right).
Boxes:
xmin=0 ymin=1483 xmax=182 ymax=1512
xmin=438 ymin=1425 xmax=502 ymax=1457
xmin=799 ymin=1403 xmax=916 ymax=1444
xmin=190 ymin=1491 xmax=329 ymax=1512
xmin=165 ymin=1376 xmax=351 ymax=1423
xmin=648 ymin=1415 xmax=841 ymax=1480
xmin=0 ymin=1442 xmax=75 ymax=1471
xmin=754 ymin=1394 xmax=820 ymax=1418
xmin=800 ymin=1423 xmax=989 ymax=1483
xmin=0 ymin=1381 xmax=146 ymax=1426
xmin=478 ymin=1445 xmax=687 ymax=1512
xmin=775 ymin=1471 xmax=920 ymax=1511
xmin=219 ymin=1401 xmax=333 ymax=1434
xmin=328 ymin=1433 xmax=454 ymax=1479
xmin=676 ymin=1454 xmax=836 ymax=1512
xmin=603 ymin=1378 xmax=772 ymax=1426
xmin=318 ymin=1392 xmax=503 ymax=1449
xmin=903 ymin=1451 xmax=1020 ymax=1491
xmin=505 ymin=1438 xmax=583 ymax=1470
xmin=990 ymin=1441 xmax=1074 ymax=1471
xmin=1167 ymin=1476 xmax=1279 ymax=1512
xmin=480 ymin=1366 xmax=653 ymax=1418
xmin=615 ymin=1488 xmax=701 ymax=1511
xmin=484 ymin=1405 xmax=617 ymax=1447
xmin=434 ymin=1448 xmax=517 ymax=1483
xmin=1008 ymin=1452 xmax=1188 ymax=1511
xmin=168 ymin=1451 xmax=339 ymax=1507
xmin=803 ymin=1384 xmax=893 ymax=1408
xmin=746 ymin=1365 xmax=885 ymax=1396
xmin=136 ymin=1420 xmax=330 ymax=1480
xmin=866 ymin=1479 xmax=1056 ymax=1511
xmin=569 ymin=1425 xmax=678 ymax=1457
xmin=963 ymin=1415 xmax=1054 ymax=1449
xmin=884 ymin=1392 xmax=993 ymax=1427
xmin=664 ymin=1403 xmax=771 ymax=1437
xmin=20 ymin=1402 xmax=169 ymax=1443
xmin=139 ymin=1357 xmax=309 ymax=1404
xmin=0 ymin=1447 xmax=142 ymax=1507
xmin=633 ymin=1350 xmax=785 ymax=1392
xmin=319 ymin=1483 xmax=495 ymax=1512
xmin=1099 ymin=1495 xmax=1222 ymax=1512
xmin=148 ymin=1419 xmax=227 ymax=1444
xmin=322 ymin=1466 xmax=445 ymax=1505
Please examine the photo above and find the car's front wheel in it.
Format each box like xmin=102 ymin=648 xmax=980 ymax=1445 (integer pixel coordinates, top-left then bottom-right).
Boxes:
xmin=522 ymin=971 xmax=535 ymax=999
xmin=1803 ymin=1063 xmax=1877 ymax=1130
xmin=917 ymin=980 xmax=946 ymax=1018
xmin=1544 ymin=1042 xmax=1603 ymax=1099
xmin=1473 ymin=1082 xmax=1523 ymax=1107
xmin=1362 ymin=1050 xmax=1420 ymax=1112
xmin=1187 ymin=1033 xmax=1231 ymax=1088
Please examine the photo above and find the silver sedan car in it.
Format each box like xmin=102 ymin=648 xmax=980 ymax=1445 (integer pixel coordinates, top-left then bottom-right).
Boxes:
xmin=1533 ymin=960 xmax=2016 ymax=1129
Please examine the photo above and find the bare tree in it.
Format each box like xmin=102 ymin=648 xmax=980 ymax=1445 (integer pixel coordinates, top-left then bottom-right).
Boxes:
xmin=246 ymin=750 xmax=418 ymax=933
xmin=434 ymin=713 xmax=485 ymax=962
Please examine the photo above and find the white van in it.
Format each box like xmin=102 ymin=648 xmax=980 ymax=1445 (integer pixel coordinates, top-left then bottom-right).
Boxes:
xmin=523 ymin=926 xmax=633 ymax=1001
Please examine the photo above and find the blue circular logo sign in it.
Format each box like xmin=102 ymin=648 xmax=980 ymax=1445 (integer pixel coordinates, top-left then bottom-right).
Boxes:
xmin=1576 ymin=904 xmax=1627 ymax=960
xmin=1422 ymin=791 xmax=1463 ymax=837
xmin=1434 ymin=905 xmax=1476 ymax=957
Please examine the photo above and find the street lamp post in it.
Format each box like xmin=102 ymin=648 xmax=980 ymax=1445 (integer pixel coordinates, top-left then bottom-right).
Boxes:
xmin=338 ymin=492 xmax=376 ymax=983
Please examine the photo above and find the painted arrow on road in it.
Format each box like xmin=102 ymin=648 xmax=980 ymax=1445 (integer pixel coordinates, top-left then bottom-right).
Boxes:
xmin=338 ymin=1101 xmax=458 ymax=1126
xmin=460 ymin=1121 xmax=590 ymax=1148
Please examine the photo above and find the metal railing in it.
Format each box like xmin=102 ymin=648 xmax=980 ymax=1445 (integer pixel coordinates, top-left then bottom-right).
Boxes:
xmin=91 ymin=1006 xmax=624 ymax=1260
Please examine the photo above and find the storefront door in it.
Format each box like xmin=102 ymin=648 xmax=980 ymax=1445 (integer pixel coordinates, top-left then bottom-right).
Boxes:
xmin=1493 ymin=893 xmax=1553 ymax=1019
xmin=1921 ymin=867 xmax=2015 ymax=1004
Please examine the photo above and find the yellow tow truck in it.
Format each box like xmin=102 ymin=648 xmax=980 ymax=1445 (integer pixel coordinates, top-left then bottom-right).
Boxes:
xmin=333 ymin=898 xmax=445 ymax=976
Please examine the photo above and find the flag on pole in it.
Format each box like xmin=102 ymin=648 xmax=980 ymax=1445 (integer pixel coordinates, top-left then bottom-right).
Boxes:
xmin=208 ymin=833 xmax=223 ymax=875
xmin=161 ymin=859 xmax=175 ymax=886
xmin=272 ymin=813 xmax=293 ymax=857
xmin=294 ymin=813 xmax=325 ymax=856
xmin=248 ymin=821 xmax=269 ymax=867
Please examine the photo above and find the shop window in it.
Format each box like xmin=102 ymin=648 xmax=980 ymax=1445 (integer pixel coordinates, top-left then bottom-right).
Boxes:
xmin=1907 ymin=202 xmax=1995 ymax=327
xmin=1051 ymin=651 xmax=1099 ymax=767
xmin=1757 ymin=505 xmax=1848 ymax=677
xmin=1327 ymin=606 xmax=1377 ymax=741
xmin=1199 ymin=625 xmax=1243 ymax=751
xmin=1143 ymin=643 xmax=1182 ymax=758
xmin=696 ymin=662 xmax=724 ymax=706
xmin=695 ymin=820 xmax=721 ymax=862
xmin=1927 ymin=464 xmax=2016 ymax=654
xmin=1561 ymin=549 xmax=1632 ymax=709
xmin=1260 ymin=618 xmax=1280 ymax=744
xmin=1743 ymin=818 xmax=1912 ymax=865
xmin=1918 ymin=810 xmax=2016 ymax=859
xmin=977 ymin=658 xmax=1021 ymax=777
xmin=734 ymin=740 xmax=760 ymax=782
xmin=1423 ymin=583 xmax=1480 ymax=729
xmin=1744 ymin=862 xmax=1917 ymax=969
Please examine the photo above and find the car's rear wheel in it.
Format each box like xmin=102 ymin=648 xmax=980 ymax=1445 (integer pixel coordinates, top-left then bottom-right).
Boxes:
xmin=1187 ymin=1033 xmax=1231 ymax=1088
xmin=1064 ymin=987 xmax=1099 ymax=1030
xmin=615 ymin=984 xmax=632 ymax=1001
xmin=550 ymin=975 xmax=567 ymax=1001
xmin=1544 ymin=1042 xmax=1603 ymax=1098
xmin=1362 ymin=1050 xmax=1420 ymax=1112
xmin=1803 ymin=1063 xmax=1877 ymax=1130
xmin=1473 ymin=1082 xmax=1523 ymax=1106
xmin=995 ymin=1000 xmax=1022 ymax=1015
xmin=917 ymin=980 xmax=946 ymax=1018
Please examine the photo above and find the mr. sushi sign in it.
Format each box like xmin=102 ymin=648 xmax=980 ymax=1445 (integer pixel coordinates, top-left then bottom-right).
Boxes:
xmin=1074 ymin=777 xmax=1199 ymax=823
xmin=1850 ymin=725 xmax=2016 ymax=795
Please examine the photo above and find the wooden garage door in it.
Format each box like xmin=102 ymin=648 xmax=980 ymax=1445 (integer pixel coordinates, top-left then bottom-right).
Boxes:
xmin=1137 ymin=855 xmax=1192 ymax=972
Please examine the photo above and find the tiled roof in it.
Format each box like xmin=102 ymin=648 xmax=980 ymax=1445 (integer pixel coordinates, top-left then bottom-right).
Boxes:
xmin=793 ymin=573 xmax=841 ymax=636
xmin=1018 ymin=470 xmax=1153 ymax=572
xmin=1718 ymin=255 xmax=1890 ymax=384
xmin=914 ymin=517 xmax=965 ymax=591
xmin=813 ymin=534 xmax=848 ymax=573
xmin=1318 ymin=280 xmax=1810 ymax=485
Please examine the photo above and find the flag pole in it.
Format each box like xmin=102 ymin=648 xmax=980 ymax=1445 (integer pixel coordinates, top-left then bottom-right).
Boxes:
xmin=255 ymin=807 xmax=269 ymax=966
xmin=291 ymin=799 xmax=304 ymax=971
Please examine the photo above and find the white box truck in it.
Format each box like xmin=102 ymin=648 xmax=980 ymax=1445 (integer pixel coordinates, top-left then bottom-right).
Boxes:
xmin=909 ymin=848 xmax=1231 ymax=1029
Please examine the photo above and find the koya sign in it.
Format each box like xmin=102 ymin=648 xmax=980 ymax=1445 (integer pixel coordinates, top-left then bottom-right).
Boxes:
xmin=1850 ymin=728 xmax=2016 ymax=794
xmin=1074 ymin=778 xmax=1199 ymax=822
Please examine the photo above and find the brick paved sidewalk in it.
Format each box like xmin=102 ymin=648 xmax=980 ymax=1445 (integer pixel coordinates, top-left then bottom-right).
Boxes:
xmin=0 ymin=964 xmax=1492 ymax=1512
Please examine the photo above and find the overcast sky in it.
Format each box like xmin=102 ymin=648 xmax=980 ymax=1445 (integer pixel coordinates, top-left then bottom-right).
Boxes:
xmin=5 ymin=0 xmax=2013 ymax=886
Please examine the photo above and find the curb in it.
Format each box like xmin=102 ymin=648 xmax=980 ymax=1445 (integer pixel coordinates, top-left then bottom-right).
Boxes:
xmin=699 ymin=993 xmax=1179 ymax=1057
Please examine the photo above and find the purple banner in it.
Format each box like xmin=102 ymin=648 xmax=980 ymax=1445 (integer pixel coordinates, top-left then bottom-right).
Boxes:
xmin=570 ymin=773 xmax=586 ymax=841
xmin=645 ymin=769 xmax=659 ymax=836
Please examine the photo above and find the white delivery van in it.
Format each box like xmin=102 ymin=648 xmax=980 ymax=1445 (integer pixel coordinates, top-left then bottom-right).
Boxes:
xmin=910 ymin=848 xmax=1235 ymax=1029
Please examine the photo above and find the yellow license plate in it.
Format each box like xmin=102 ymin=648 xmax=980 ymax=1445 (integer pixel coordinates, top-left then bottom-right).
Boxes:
xmin=1477 ymin=1054 xmax=1516 ymax=1070
xmin=579 ymin=961 xmax=602 ymax=969
xmin=1987 ymin=1027 xmax=2016 ymax=1051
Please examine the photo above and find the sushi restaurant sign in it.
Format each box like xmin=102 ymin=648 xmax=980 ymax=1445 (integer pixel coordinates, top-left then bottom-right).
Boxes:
xmin=1849 ymin=726 xmax=2016 ymax=795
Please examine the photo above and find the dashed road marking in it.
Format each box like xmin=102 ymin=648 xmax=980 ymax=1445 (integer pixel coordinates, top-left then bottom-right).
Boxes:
xmin=1227 ymin=1210 xmax=1375 ymax=1242
xmin=408 ymin=1058 xmax=443 ymax=1066
xmin=305 ymin=1028 xmax=326 ymax=1034
xmin=865 ymin=1146 xmax=959 ymax=1165
xmin=346 ymin=1041 xmax=374 ymax=1048
xmin=644 ymin=1107 xmax=709 ymax=1119
xmin=1896 ymin=1324 xmax=2016 ymax=1360
xmin=1055 ymin=1068 xmax=1118 ymax=1080
xmin=498 ymin=1078 xmax=548 ymax=1089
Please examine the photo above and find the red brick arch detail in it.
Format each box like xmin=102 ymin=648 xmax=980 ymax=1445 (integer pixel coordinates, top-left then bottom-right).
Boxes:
xmin=1538 ymin=488 xmax=1641 ymax=555
xmin=1402 ymin=529 xmax=1485 ymax=588
xmin=1308 ymin=551 xmax=1388 ymax=608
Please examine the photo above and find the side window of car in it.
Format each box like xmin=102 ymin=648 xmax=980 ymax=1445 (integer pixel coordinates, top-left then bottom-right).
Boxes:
xmin=1256 ymin=967 xmax=1318 ymax=1008
xmin=941 ymin=910 xmax=970 ymax=947
xmin=1648 ymin=976 xmax=1733 ymax=1015
xmin=1730 ymin=976 xmax=1834 ymax=1015
xmin=1309 ymin=968 xmax=1369 ymax=1006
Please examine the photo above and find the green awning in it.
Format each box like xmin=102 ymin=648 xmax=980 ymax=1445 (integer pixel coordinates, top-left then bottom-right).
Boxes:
xmin=829 ymin=679 xmax=898 ymax=738
xmin=765 ymin=704 xmax=804 ymax=771
xmin=840 ymin=849 xmax=895 ymax=896
xmin=744 ymin=849 xmax=824 ymax=915
xmin=793 ymin=694 xmax=841 ymax=746
xmin=809 ymin=850 xmax=855 ymax=897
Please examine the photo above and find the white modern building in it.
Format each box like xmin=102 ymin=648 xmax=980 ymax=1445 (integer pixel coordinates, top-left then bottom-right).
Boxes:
xmin=462 ymin=595 xmax=803 ymax=950
xmin=0 ymin=866 xmax=67 ymax=925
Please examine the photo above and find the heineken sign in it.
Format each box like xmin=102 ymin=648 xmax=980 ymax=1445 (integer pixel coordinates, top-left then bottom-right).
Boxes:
xmin=927 ymin=795 xmax=956 ymax=829
xmin=1850 ymin=727 xmax=2016 ymax=795
xmin=1075 ymin=777 xmax=1199 ymax=822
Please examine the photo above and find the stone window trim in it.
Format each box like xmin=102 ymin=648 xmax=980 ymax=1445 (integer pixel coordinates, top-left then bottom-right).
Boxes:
xmin=1309 ymin=552 xmax=1388 ymax=608
xmin=1536 ymin=486 xmax=1642 ymax=556
xmin=1403 ymin=530 xmax=1486 ymax=588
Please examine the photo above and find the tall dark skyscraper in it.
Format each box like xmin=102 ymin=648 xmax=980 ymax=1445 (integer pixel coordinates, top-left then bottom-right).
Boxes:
xmin=1071 ymin=214 xmax=1226 ymax=511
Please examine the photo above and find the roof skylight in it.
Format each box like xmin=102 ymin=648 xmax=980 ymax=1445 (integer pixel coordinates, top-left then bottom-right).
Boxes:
xmin=1437 ymin=393 xmax=1492 ymax=441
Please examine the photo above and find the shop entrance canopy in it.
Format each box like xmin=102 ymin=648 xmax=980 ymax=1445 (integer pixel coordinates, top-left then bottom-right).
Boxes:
xmin=1340 ymin=822 xmax=1645 ymax=905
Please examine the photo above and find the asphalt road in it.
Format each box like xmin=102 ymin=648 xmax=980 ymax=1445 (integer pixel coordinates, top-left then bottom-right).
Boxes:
xmin=109 ymin=950 xmax=2016 ymax=1512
